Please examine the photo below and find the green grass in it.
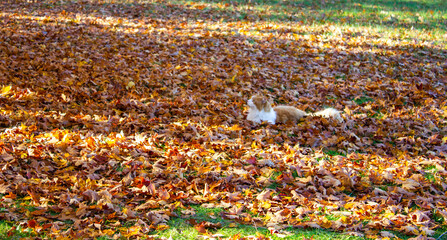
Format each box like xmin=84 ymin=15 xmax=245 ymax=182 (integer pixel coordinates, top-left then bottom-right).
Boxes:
xmin=153 ymin=205 xmax=369 ymax=240
xmin=423 ymin=165 xmax=439 ymax=183
xmin=178 ymin=0 xmax=447 ymax=26
xmin=171 ymin=0 xmax=447 ymax=46
xmin=324 ymin=149 xmax=346 ymax=156
xmin=353 ymin=96 xmax=374 ymax=105
xmin=0 ymin=207 xmax=367 ymax=240
xmin=0 ymin=221 xmax=36 ymax=239
xmin=4 ymin=169 xmax=446 ymax=240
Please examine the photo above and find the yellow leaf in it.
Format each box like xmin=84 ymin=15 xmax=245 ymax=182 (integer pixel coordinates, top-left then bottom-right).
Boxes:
xmin=230 ymin=73 xmax=237 ymax=82
xmin=261 ymin=201 xmax=271 ymax=209
xmin=77 ymin=61 xmax=87 ymax=67
xmin=102 ymin=229 xmax=115 ymax=236
xmin=156 ymin=224 xmax=169 ymax=231
xmin=384 ymin=211 xmax=394 ymax=218
xmin=320 ymin=218 xmax=332 ymax=228
xmin=344 ymin=202 xmax=356 ymax=209
xmin=23 ymin=196 xmax=33 ymax=201
xmin=55 ymin=236 xmax=71 ymax=240
xmin=251 ymin=141 xmax=258 ymax=148
xmin=127 ymin=81 xmax=135 ymax=89
xmin=228 ymin=125 xmax=243 ymax=131
xmin=126 ymin=226 xmax=141 ymax=237
xmin=1 ymin=85 xmax=12 ymax=95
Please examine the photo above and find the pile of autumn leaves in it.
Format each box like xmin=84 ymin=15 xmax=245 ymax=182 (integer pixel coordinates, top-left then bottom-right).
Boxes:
xmin=0 ymin=0 xmax=446 ymax=239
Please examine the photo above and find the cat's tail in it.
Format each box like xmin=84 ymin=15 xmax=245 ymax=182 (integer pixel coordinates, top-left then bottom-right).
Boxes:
xmin=311 ymin=108 xmax=343 ymax=122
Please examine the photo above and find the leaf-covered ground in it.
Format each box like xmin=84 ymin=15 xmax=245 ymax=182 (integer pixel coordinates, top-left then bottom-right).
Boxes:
xmin=0 ymin=0 xmax=446 ymax=239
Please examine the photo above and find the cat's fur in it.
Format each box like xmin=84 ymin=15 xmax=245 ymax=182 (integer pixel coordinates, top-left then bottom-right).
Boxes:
xmin=247 ymin=94 xmax=342 ymax=124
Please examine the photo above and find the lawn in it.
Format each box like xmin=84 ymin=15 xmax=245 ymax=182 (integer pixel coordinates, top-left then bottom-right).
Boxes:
xmin=0 ymin=0 xmax=446 ymax=239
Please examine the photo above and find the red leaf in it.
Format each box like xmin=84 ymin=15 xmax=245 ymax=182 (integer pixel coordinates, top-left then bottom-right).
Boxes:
xmin=27 ymin=219 xmax=37 ymax=229
xmin=246 ymin=156 xmax=257 ymax=165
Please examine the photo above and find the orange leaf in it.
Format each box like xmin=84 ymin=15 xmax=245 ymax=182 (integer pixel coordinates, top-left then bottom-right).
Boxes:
xmin=158 ymin=189 xmax=170 ymax=201
xmin=28 ymin=219 xmax=37 ymax=229
xmin=4 ymin=192 xmax=16 ymax=200
xmin=126 ymin=226 xmax=141 ymax=237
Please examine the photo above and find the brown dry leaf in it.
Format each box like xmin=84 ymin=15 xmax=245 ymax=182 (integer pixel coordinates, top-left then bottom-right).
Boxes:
xmin=82 ymin=190 xmax=100 ymax=203
xmin=256 ymin=189 xmax=274 ymax=201
xmin=0 ymin=153 xmax=14 ymax=161
xmin=187 ymin=219 xmax=221 ymax=234
xmin=0 ymin=184 xmax=10 ymax=194
xmin=135 ymin=200 xmax=160 ymax=211
xmin=402 ymin=179 xmax=422 ymax=192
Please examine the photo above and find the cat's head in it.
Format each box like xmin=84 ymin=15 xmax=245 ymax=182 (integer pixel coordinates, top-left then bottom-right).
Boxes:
xmin=248 ymin=94 xmax=272 ymax=111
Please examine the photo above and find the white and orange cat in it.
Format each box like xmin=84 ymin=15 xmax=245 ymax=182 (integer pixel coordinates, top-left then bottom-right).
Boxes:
xmin=247 ymin=94 xmax=342 ymax=124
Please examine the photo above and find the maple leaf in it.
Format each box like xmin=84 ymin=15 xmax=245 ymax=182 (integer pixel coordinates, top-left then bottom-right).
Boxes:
xmin=124 ymin=226 xmax=142 ymax=238
xmin=402 ymin=179 xmax=422 ymax=192
xmin=82 ymin=190 xmax=99 ymax=203
xmin=256 ymin=189 xmax=274 ymax=201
